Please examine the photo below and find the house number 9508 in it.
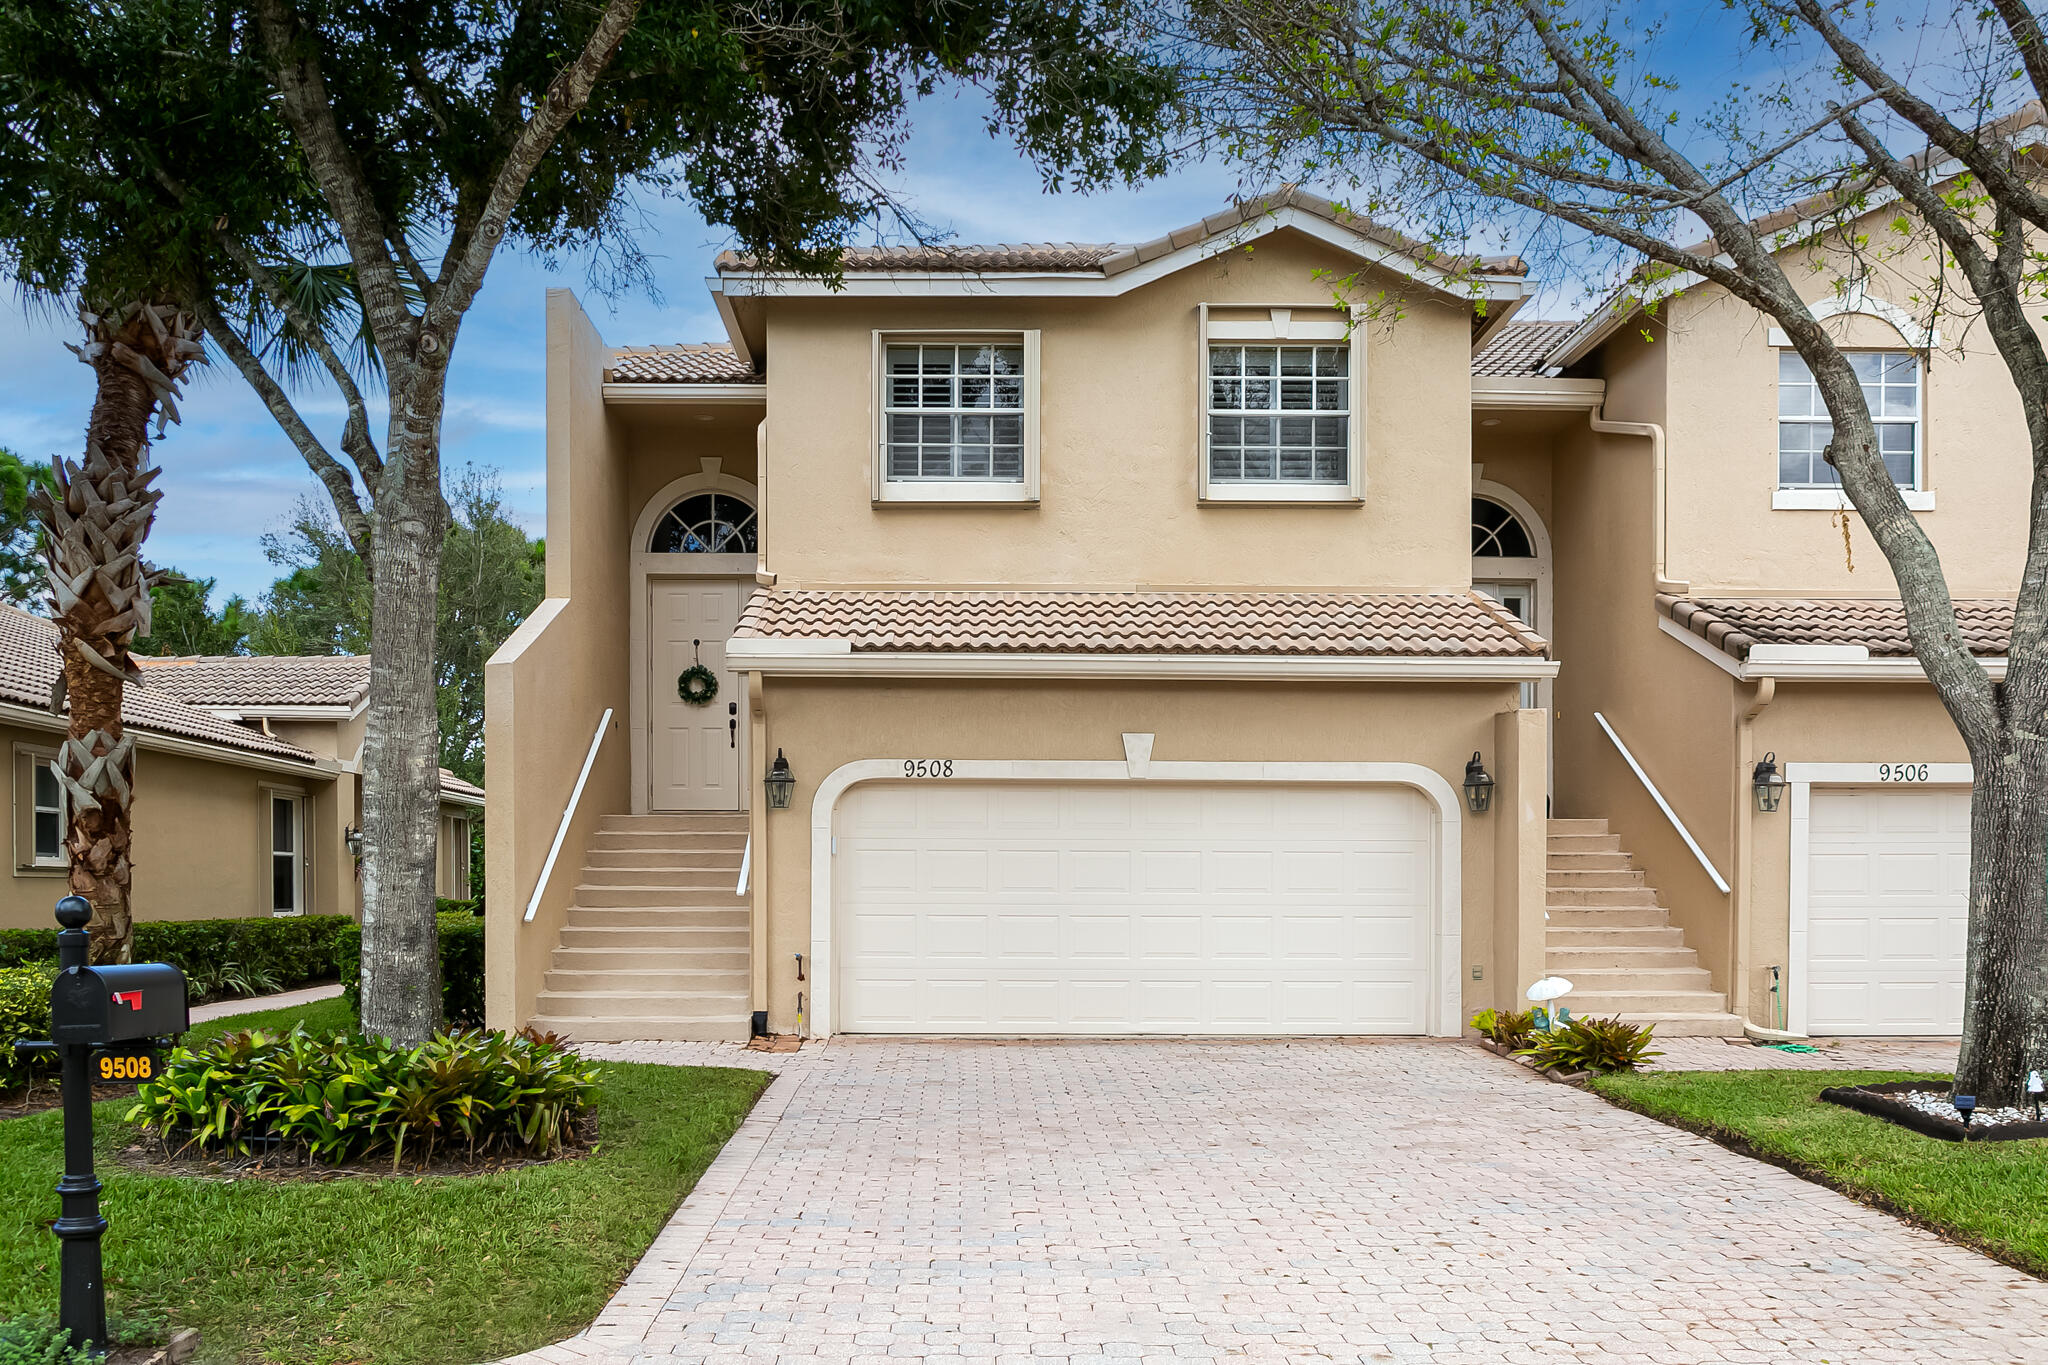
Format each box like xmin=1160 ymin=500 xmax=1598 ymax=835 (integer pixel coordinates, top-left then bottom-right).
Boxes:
xmin=903 ymin=759 xmax=954 ymax=778
xmin=1878 ymin=763 xmax=1930 ymax=782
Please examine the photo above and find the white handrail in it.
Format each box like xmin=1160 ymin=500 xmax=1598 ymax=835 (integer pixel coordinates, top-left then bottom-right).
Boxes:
xmin=736 ymin=833 xmax=751 ymax=897
xmin=1591 ymin=710 xmax=1731 ymax=895
xmin=524 ymin=708 xmax=614 ymax=923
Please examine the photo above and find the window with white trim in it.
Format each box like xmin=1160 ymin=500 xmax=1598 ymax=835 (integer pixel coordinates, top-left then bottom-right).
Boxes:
xmin=30 ymin=757 xmax=63 ymax=868
xmin=1778 ymin=351 xmax=1921 ymax=490
xmin=1207 ymin=345 xmax=1350 ymax=485
xmin=876 ymin=333 xmax=1040 ymax=501
xmin=270 ymin=792 xmax=304 ymax=916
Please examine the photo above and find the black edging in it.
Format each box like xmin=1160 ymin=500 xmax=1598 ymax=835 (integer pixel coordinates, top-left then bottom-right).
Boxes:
xmin=1589 ymin=1081 xmax=2048 ymax=1284
xmin=1820 ymin=1081 xmax=2048 ymax=1143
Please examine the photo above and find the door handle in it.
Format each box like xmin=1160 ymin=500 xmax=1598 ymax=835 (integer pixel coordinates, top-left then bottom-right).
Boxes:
xmin=728 ymin=701 xmax=737 ymax=749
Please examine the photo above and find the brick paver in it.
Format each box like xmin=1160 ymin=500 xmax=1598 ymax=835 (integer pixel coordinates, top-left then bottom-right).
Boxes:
xmin=506 ymin=1038 xmax=2047 ymax=1365
xmin=1648 ymin=1035 xmax=1959 ymax=1072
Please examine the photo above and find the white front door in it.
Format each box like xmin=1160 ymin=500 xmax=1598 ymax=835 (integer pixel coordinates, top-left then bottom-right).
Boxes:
xmin=648 ymin=579 xmax=750 ymax=811
xmin=835 ymin=781 xmax=1436 ymax=1035
xmin=1806 ymin=786 xmax=1970 ymax=1035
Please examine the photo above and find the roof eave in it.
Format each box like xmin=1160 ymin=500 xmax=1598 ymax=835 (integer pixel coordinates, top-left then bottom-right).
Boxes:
xmin=726 ymin=643 xmax=1557 ymax=682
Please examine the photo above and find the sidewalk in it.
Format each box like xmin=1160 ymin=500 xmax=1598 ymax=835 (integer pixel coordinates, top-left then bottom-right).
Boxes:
xmin=188 ymin=981 xmax=344 ymax=1024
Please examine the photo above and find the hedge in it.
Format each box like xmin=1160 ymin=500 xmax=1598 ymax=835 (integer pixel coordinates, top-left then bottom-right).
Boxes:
xmin=0 ymin=963 xmax=57 ymax=1093
xmin=0 ymin=915 xmax=348 ymax=996
xmin=335 ymin=912 xmax=483 ymax=1027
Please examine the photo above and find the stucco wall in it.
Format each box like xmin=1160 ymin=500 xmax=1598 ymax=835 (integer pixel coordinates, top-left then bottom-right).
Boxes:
xmin=752 ymin=677 xmax=1520 ymax=1035
xmin=757 ymin=230 xmax=1476 ymax=593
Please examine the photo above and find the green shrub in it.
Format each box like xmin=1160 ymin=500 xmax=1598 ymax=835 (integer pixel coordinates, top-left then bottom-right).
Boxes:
xmin=335 ymin=912 xmax=483 ymax=1026
xmin=1516 ymin=1016 xmax=1662 ymax=1074
xmin=0 ymin=1316 xmax=95 ymax=1365
xmin=0 ymin=915 xmax=347 ymax=1001
xmin=129 ymin=1023 xmax=600 ymax=1166
xmin=1469 ymin=1007 xmax=1537 ymax=1049
xmin=0 ymin=963 xmax=56 ymax=1093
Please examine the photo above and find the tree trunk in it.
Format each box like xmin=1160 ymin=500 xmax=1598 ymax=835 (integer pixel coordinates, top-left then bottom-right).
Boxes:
xmin=355 ymin=368 xmax=448 ymax=1043
xmin=1955 ymin=730 xmax=2048 ymax=1106
xmin=34 ymin=303 xmax=198 ymax=965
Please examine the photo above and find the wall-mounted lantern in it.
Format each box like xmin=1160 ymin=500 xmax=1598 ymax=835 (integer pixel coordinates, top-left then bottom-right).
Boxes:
xmin=1752 ymin=752 xmax=1787 ymax=813
xmin=344 ymin=825 xmax=364 ymax=859
xmin=764 ymin=750 xmax=795 ymax=810
xmin=1462 ymin=752 xmax=1495 ymax=814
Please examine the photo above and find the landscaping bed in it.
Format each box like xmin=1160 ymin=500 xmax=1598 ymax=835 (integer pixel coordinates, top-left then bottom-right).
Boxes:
xmin=1820 ymin=1080 xmax=2048 ymax=1142
xmin=0 ymin=997 xmax=775 ymax=1365
xmin=1593 ymin=1068 xmax=2048 ymax=1278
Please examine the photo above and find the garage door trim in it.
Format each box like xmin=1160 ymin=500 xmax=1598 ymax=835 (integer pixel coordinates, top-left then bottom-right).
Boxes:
xmin=809 ymin=759 xmax=1465 ymax=1039
xmin=1786 ymin=761 xmax=1971 ymax=1037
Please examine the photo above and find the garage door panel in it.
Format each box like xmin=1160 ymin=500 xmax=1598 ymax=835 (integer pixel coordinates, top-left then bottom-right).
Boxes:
xmin=1807 ymin=786 xmax=1968 ymax=1035
xmin=838 ymin=781 xmax=1435 ymax=1035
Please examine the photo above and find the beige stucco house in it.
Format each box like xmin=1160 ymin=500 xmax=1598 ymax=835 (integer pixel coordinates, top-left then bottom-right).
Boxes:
xmin=487 ymin=186 xmax=2008 ymax=1044
xmin=0 ymin=604 xmax=484 ymax=930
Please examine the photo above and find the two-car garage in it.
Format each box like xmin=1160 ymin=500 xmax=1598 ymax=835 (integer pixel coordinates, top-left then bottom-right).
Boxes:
xmin=831 ymin=779 xmax=1442 ymax=1036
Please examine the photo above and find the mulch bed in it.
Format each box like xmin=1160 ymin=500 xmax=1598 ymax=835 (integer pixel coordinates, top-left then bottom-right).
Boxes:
xmin=1820 ymin=1080 xmax=2048 ymax=1142
xmin=113 ymin=1112 xmax=600 ymax=1181
xmin=0 ymin=1079 xmax=141 ymax=1121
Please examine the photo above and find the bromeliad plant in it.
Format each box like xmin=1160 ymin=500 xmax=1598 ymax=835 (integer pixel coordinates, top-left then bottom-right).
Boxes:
xmin=1469 ymin=1007 xmax=1538 ymax=1050
xmin=127 ymin=1024 xmax=600 ymax=1167
xmin=1515 ymin=1017 xmax=1663 ymax=1075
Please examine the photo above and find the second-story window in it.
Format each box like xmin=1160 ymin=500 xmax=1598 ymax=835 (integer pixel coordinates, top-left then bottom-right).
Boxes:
xmin=884 ymin=340 xmax=1026 ymax=481
xmin=1778 ymin=351 xmax=1920 ymax=489
xmin=1207 ymin=345 xmax=1350 ymax=486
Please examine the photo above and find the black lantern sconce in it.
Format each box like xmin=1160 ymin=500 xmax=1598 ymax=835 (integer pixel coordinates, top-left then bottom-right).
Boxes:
xmin=1752 ymin=752 xmax=1787 ymax=813
xmin=764 ymin=749 xmax=795 ymax=810
xmin=1462 ymin=752 xmax=1495 ymax=815
xmin=343 ymin=825 xmax=364 ymax=858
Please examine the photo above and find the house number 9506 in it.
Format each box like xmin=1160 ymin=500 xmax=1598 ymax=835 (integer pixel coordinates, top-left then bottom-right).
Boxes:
xmin=903 ymin=759 xmax=954 ymax=778
xmin=1878 ymin=763 xmax=1930 ymax=782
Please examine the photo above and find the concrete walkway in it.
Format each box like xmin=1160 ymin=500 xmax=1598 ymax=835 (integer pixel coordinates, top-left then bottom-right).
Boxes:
xmin=187 ymin=981 xmax=343 ymax=1024
xmin=496 ymin=1037 xmax=2048 ymax=1365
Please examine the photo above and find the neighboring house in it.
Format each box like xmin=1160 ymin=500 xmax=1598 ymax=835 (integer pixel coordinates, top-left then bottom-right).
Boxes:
xmin=488 ymin=183 xmax=2009 ymax=1044
xmin=0 ymin=604 xmax=483 ymax=929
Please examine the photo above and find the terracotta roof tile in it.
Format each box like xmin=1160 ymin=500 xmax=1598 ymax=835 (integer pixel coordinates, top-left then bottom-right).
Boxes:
xmin=0 ymin=606 xmax=316 ymax=761
xmin=440 ymin=768 xmax=485 ymax=803
xmin=137 ymin=653 xmax=370 ymax=708
xmin=1656 ymin=594 xmax=2014 ymax=659
xmin=735 ymin=589 xmax=1548 ymax=658
xmin=717 ymin=243 xmax=1119 ymax=273
xmin=605 ymin=343 xmax=758 ymax=384
xmin=1471 ymin=320 xmax=1577 ymax=377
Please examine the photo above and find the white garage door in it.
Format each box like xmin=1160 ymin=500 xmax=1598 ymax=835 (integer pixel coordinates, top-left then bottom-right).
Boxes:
xmin=835 ymin=782 xmax=1436 ymax=1035
xmin=1806 ymin=786 xmax=1970 ymax=1035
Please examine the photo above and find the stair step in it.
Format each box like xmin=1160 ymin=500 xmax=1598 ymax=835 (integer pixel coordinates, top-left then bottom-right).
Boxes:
xmin=1546 ymin=852 xmax=1636 ymax=871
xmin=1546 ymin=946 xmax=1701 ymax=970
xmin=1547 ymin=924 xmax=1687 ymax=948
xmin=587 ymin=831 xmax=748 ymax=852
xmin=1546 ymin=818 xmax=1610 ymax=835
xmin=560 ymin=922 xmax=750 ymax=945
xmin=1610 ymin=1012 xmax=1746 ymax=1038
xmin=535 ymin=988 xmax=749 ymax=1015
xmin=544 ymin=968 xmax=749 ymax=992
xmin=1548 ymin=966 xmax=1714 ymax=991
xmin=527 ymin=1015 xmax=752 ymax=1043
xmin=598 ymin=814 xmax=749 ymax=833
xmin=1544 ymin=869 xmax=1647 ymax=888
xmin=1547 ymin=834 xmax=1623 ymax=854
xmin=586 ymin=849 xmax=744 ymax=869
xmin=1547 ymin=906 xmax=1671 ymax=929
xmin=573 ymin=885 xmax=747 ymax=908
xmin=1548 ymin=887 xmax=1661 ymax=907
xmin=1566 ymin=988 xmax=1729 ymax=1014
xmin=551 ymin=946 xmax=751 ymax=970
xmin=578 ymin=870 xmax=739 ymax=890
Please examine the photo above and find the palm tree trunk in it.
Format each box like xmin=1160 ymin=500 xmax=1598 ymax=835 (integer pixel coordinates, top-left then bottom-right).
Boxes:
xmin=33 ymin=301 xmax=201 ymax=964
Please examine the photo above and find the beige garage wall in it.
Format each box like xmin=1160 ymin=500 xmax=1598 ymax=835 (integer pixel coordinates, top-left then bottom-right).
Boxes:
xmin=758 ymin=231 xmax=1476 ymax=594
xmin=750 ymin=677 xmax=1531 ymax=1035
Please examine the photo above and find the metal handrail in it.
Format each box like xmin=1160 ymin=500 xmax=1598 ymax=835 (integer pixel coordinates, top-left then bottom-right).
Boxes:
xmin=736 ymin=834 xmax=751 ymax=897
xmin=1591 ymin=710 xmax=1731 ymax=895
xmin=524 ymin=708 xmax=614 ymax=923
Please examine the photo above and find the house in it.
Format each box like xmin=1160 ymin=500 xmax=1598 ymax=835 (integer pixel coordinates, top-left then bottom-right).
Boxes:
xmin=487 ymin=185 xmax=2007 ymax=1043
xmin=0 ymin=603 xmax=484 ymax=928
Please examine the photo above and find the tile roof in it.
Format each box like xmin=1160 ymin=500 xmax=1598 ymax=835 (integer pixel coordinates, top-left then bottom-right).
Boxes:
xmin=735 ymin=589 xmax=1549 ymax=658
xmin=605 ymin=342 xmax=758 ymax=385
xmin=718 ymin=187 xmax=1528 ymax=283
xmin=0 ymin=606 xmax=316 ymax=761
xmin=1471 ymin=320 xmax=1578 ymax=377
xmin=1656 ymin=594 xmax=2014 ymax=659
xmin=440 ymin=768 xmax=485 ymax=803
xmin=137 ymin=653 xmax=370 ymax=709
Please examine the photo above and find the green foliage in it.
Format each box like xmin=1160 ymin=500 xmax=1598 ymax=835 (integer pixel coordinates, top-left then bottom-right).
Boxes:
xmin=0 ymin=964 xmax=56 ymax=1092
xmin=0 ymin=915 xmax=347 ymax=998
xmin=0 ymin=449 xmax=55 ymax=610
xmin=1516 ymin=1016 xmax=1662 ymax=1074
xmin=335 ymin=912 xmax=483 ymax=1027
xmin=1469 ymin=1007 xmax=1536 ymax=1049
xmin=128 ymin=1023 xmax=601 ymax=1166
xmin=0 ymin=1316 xmax=95 ymax=1365
xmin=133 ymin=569 xmax=256 ymax=657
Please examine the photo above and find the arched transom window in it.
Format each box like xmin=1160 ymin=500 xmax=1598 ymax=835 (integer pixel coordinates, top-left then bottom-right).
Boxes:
xmin=1471 ymin=496 xmax=1534 ymax=558
xmin=649 ymin=492 xmax=758 ymax=554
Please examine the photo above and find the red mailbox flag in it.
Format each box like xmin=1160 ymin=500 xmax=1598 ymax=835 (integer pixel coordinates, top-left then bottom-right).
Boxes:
xmin=111 ymin=991 xmax=142 ymax=1011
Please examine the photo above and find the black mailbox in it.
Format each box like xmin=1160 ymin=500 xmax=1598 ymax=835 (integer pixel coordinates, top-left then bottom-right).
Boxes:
xmin=49 ymin=964 xmax=188 ymax=1045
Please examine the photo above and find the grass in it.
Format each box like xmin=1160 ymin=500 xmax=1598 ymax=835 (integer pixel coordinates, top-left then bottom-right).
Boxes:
xmin=1 ymin=998 xmax=773 ymax=1365
xmin=1593 ymin=1068 xmax=2048 ymax=1277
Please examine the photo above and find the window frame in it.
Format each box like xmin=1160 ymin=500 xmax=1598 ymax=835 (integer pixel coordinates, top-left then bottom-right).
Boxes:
xmin=1774 ymin=348 xmax=1929 ymax=507
xmin=871 ymin=330 xmax=1041 ymax=505
xmin=264 ymin=787 xmax=307 ymax=917
xmin=15 ymin=746 xmax=66 ymax=873
xmin=1199 ymin=304 xmax=1366 ymax=505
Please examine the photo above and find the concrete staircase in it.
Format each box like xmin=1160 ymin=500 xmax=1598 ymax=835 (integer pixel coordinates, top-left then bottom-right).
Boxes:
xmin=527 ymin=813 xmax=753 ymax=1042
xmin=1545 ymin=818 xmax=1743 ymax=1037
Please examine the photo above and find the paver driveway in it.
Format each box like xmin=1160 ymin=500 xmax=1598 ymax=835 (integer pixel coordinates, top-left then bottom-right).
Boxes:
xmin=514 ymin=1039 xmax=2048 ymax=1365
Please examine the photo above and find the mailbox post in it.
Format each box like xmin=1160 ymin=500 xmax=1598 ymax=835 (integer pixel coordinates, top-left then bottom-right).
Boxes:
xmin=12 ymin=896 xmax=188 ymax=1353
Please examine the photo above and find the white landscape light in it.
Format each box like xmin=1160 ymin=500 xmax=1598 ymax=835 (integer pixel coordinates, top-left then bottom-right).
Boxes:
xmin=1527 ymin=976 xmax=1573 ymax=1031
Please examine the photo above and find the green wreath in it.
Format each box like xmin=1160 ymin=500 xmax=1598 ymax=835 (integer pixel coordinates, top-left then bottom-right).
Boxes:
xmin=677 ymin=664 xmax=719 ymax=706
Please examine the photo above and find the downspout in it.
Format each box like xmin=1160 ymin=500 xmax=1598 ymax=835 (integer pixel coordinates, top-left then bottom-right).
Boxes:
xmin=1730 ymin=677 xmax=1774 ymax=1038
xmin=1587 ymin=408 xmax=1685 ymax=594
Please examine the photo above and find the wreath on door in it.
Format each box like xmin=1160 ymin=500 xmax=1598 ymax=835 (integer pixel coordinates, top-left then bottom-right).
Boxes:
xmin=677 ymin=638 xmax=719 ymax=706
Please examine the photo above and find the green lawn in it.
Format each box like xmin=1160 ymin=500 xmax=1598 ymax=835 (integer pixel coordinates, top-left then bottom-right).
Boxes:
xmin=1593 ymin=1068 xmax=2048 ymax=1276
xmin=2 ymin=998 xmax=772 ymax=1365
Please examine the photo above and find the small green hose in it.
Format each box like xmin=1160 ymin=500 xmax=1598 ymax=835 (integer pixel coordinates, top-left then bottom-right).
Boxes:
xmin=1762 ymin=1042 xmax=1820 ymax=1053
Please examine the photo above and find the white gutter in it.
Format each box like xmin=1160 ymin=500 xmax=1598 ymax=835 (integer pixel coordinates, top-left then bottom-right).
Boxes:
xmin=1592 ymin=710 xmax=1731 ymax=895
xmin=1587 ymin=406 xmax=1681 ymax=592
xmin=0 ymin=699 xmax=334 ymax=778
xmin=603 ymin=382 xmax=766 ymax=405
xmin=1471 ymin=376 xmax=1606 ymax=410
xmin=725 ymin=644 xmax=1560 ymax=683
xmin=1655 ymin=616 xmax=2009 ymax=682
